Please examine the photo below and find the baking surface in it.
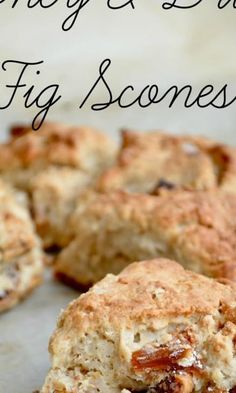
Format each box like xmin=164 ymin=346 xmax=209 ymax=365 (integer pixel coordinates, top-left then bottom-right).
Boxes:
xmin=0 ymin=271 xmax=78 ymax=393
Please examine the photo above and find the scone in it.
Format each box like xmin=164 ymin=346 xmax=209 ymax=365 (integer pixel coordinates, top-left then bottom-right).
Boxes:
xmin=98 ymin=129 xmax=236 ymax=193
xmin=0 ymin=181 xmax=43 ymax=311
xmin=31 ymin=167 xmax=95 ymax=249
xmin=0 ymin=122 xmax=116 ymax=249
xmin=54 ymin=190 xmax=236 ymax=288
xmin=0 ymin=122 xmax=116 ymax=190
xmin=41 ymin=259 xmax=236 ymax=392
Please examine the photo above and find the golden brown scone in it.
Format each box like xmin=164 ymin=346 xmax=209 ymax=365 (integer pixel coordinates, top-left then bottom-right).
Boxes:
xmin=0 ymin=180 xmax=43 ymax=312
xmin=41 ymin=259 xmax=236 ymax=392
xmin=0 ymin=122 xmax=116 ymax=249
xmin=0 ymin=122 xmax=116 ymax=190
xmin=55 ymin=190 xmax=236 ymax=287
xmin=31 ymin=167 xmax=94 ymax=249
xmin=98 ymin=130 xmax=236 ymax=193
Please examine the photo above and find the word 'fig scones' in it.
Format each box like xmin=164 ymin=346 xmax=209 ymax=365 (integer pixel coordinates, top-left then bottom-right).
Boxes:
xmin=0 ymin=122 xmax=116 ymax=249
xmin=55 ymin=190 xmax=236 ymax=288
xmin=0 ymin=181 xmax=43 ymax=312
xmin=41 ymin=259 xmax=236 ymax=393
xmin=98 ymin=130 xmax=236 ymax=193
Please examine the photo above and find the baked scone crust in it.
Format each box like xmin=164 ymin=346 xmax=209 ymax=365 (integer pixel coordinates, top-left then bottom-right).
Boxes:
xmin=41 ymin=259 xmax=236 ymax=392
xmin=0 ymin=122 xmax=116 ymax=249
xmin=0 ymin=181 xmax=43 ymax=311
xmin=98 ymin=130 xmax=236 ymax=193
xmin=31 ymin=167 xmax=94 ymax=249
xmin=54 ymin=190 xmax=236 ymax=287
xmin=0 ymin=122 xmax=116 ymax=190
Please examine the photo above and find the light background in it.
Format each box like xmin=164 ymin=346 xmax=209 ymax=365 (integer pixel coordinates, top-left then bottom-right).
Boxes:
xmin=0 ymin=1 xmax=236 ymax=142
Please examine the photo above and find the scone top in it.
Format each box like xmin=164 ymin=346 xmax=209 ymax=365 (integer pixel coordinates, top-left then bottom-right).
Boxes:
xmin=43 ymin=259 xmax=236 ymax=393
xmin=55 ymin=259 xmax=236 ymax=330
xmin=98 ymin=129 xmax=236 ymax=193
xmin=55 ymin=189 xmax=236 ymax=287
xmin=0 ymin=122 xmax=116 ymax=189
xmin=0 ymin=180 xmax=37 ymax=261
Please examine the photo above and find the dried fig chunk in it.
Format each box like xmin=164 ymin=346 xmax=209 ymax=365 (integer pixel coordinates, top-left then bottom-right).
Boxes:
xmin=154 ymin=374 xmax=193 ymax=393
xmin=151 ymin=179 xmax=176 ymax=195
xmin=132 ymin=345 xmax=188 ymax=371
xmin=132 ymin=342 xmax=202 ymax=375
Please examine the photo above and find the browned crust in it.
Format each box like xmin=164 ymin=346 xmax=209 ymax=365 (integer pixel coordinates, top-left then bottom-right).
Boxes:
xmin=0 ymin=122 xmax=115 ymax=171
xmin=0 ymin=210 xmax=36 ymax=261
xmin=54 ymin=271 xmax=92 ymax=292
xmin=42 ymin=259 xmax=236 ymax=393
xmin=0 ymin=273 xmax=42 ymax=313
xmin=53 ymin=258 xmax=236 ymax=333
xmin=98 ymin=129 xmax=236 ymax=193
xmin=63 ymin=189 xmax=236 ymax=282
xmin=0 ymin=180 xmax=43 ymax=312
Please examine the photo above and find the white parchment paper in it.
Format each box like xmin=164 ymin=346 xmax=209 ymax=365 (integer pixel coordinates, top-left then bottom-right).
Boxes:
xmin=0 ymin=272 xmax=78 ymax=393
